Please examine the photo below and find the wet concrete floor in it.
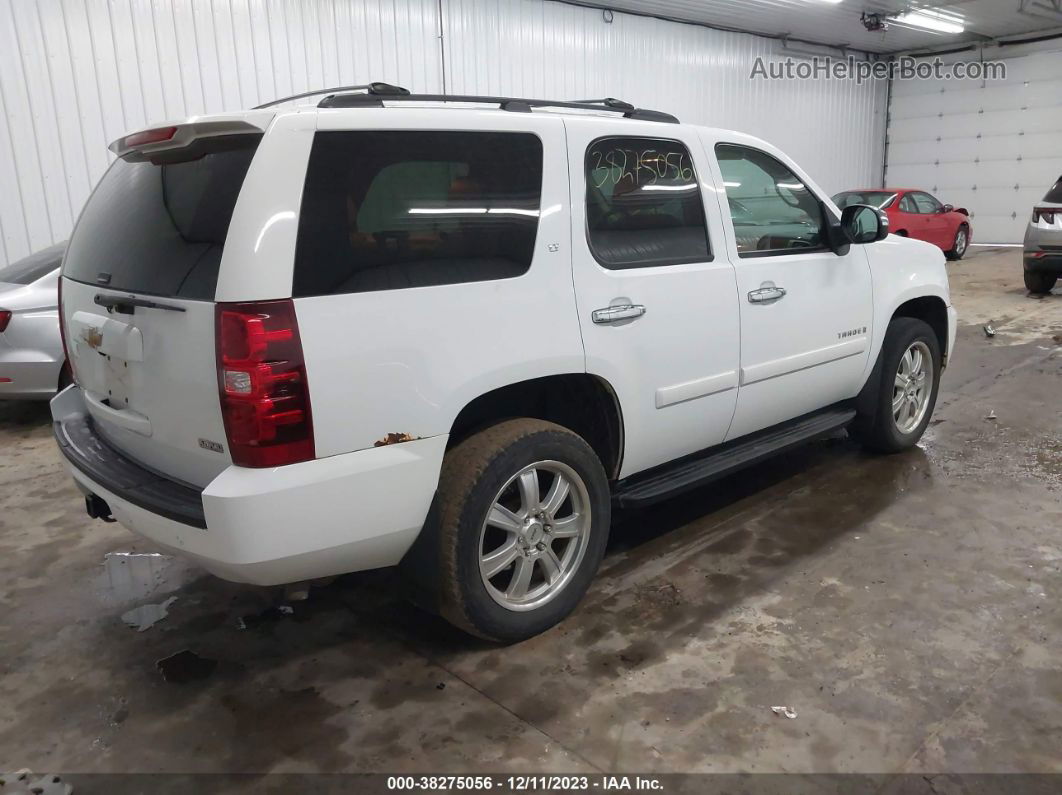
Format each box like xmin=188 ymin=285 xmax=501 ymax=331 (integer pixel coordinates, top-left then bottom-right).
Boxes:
xmin=0 ymin=248 xmax=1059 ymax=779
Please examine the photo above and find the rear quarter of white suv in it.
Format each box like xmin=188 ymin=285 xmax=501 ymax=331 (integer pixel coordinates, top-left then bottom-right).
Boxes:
xmin=53 ymin=90 xmax=955 ymax=642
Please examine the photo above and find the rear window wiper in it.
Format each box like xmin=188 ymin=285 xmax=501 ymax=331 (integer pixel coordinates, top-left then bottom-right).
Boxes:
xmin=94 ymin=293 xmax=187 ymax=314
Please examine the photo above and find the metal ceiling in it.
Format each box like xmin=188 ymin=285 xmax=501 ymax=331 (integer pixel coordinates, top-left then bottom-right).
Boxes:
xmin=570 ymin=0 xmax=1062 ymax=54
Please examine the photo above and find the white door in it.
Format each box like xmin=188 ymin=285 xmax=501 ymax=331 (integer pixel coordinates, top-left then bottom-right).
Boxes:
xmin=703 ymin=135 xmax=873 ymax=441
xmin=565 ymin=117 xmax=741 ymax=478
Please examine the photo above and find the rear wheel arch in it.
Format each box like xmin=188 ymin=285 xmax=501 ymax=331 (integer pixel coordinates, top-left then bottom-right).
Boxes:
xmin=447 ymin=373 xmax=624 ymax=480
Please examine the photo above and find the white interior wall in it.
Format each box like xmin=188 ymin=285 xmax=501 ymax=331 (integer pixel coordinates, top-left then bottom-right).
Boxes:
xmin=886 ymin=40 xmax=1062 ymax=245
xmin=0 ymin=0 xmax=887 ymax=267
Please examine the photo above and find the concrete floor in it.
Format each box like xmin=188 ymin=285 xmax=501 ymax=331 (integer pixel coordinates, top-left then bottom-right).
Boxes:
xmin=1 ymin=248 xmax=1059 ymax=782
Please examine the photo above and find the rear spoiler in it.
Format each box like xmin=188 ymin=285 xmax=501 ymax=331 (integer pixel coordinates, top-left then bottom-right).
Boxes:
xmin=108 ymin=115 xmax=273 ymax=161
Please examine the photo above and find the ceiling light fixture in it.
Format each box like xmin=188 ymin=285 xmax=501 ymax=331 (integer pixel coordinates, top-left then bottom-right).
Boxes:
xmin=892 ymin=8 xmax=965 ymax=34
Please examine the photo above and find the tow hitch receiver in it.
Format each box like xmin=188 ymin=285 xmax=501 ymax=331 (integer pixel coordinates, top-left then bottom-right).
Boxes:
xmin=85 ymin=494 xmax=116 ymax=523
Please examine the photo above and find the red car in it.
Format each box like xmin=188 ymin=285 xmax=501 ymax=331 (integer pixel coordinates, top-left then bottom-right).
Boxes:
xmin=832 ymin=189 xmax=972 ymax=260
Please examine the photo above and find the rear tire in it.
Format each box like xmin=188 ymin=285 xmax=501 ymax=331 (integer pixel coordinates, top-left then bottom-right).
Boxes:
xmin=945 ymin=225 xmax=968 ymax=260
xmin=431 ymin=419 xmax=610 ymax=643
xmin=851 ymin=317 xmax=941 ymax=454
xmin=1024 ymin=270 xmax=1058 ymax=295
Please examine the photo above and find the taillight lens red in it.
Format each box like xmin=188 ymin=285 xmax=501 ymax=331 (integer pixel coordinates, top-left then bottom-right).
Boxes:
xmin=216 ymin=300 xmax=314 ymax=468
xmin=1033 ymin=207 xmax=1057 ymax=224
xmin=0 ymin=310 xmax=11 ymax=333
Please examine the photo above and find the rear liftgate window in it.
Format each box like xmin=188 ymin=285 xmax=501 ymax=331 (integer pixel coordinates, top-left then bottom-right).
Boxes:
xmin=294 ymin=131 xmax=544 ymax=296
xmin=63 ymin=135 xmax=262 ymax=300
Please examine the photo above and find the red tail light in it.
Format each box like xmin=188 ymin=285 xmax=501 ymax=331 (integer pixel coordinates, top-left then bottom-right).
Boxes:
xmin=0 ymin=310 xmax=10 ymax=333
xmin=216 ymin=299 xmax=315 ymax=467
xmin=1033 ymin=207 xmax=1057 ymax=224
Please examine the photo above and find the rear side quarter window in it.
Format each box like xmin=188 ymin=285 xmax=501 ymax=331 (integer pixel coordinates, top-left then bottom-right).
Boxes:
xmin=584 ymin=137 xmax=711 ymax=269
xmin=293 ymin=131 xmax=543 ymax=296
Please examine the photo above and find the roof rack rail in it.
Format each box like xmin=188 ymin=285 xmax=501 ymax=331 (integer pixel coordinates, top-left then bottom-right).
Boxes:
xmin=253 ymin=82 xmax=409 ymax=110
xmin=316 ymin=90 xmax=678 ymax=123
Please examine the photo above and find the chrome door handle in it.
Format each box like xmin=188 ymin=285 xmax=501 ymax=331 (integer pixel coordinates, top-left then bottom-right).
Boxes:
xmin=747 ymin=286 xmax=786 ymax=303
xmin=592 ymin=304 xmax=646 ymax=324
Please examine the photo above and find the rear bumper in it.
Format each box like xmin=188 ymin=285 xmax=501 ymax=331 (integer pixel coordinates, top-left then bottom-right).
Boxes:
xmin=1023 ymin=250 xmax=1062 ymax=273
xmin=51 ymin=386 xmax=447 ymax=585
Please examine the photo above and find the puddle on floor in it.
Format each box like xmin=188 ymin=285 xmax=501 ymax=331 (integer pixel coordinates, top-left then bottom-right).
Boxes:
xmin=156 ymin=650 xmax=218 ymax=683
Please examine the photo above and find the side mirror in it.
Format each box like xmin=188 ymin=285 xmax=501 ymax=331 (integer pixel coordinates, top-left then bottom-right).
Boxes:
xmin=840 ymin=203 xmax=889 ymax=244
xmin=942 ymin=203 xmax=954 ymax=213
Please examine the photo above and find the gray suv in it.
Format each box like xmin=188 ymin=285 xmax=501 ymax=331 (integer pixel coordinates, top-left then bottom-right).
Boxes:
xmin=1023 ymin=176 xmax=1062 ymax=294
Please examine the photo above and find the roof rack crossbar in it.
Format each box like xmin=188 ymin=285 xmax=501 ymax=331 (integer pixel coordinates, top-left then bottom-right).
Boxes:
xmin=316 ymin=92 xmax=678 ymax=123
xmin=254 ymin=82 xmax=409 ymax=109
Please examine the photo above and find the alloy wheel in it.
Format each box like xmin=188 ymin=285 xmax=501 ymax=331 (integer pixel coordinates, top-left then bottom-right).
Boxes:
xmin=478 ymin=461 xmax=591 ymax=612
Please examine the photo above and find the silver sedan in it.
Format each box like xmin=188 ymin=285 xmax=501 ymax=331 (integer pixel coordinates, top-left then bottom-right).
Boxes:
xmin=0 ymin=243 xmax=68 ymax=400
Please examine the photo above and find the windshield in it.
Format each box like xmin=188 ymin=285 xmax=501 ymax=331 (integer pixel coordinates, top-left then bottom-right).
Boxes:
xmin=832 ymin=191 xmax=896 ymax=210
xmin=63 ymin=135 xmax=261 ymax=300
xmin=0 ymin=242 xmax=64 ymax=285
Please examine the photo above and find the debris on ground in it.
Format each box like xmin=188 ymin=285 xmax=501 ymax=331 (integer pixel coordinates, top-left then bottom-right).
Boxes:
xmin=277 ymin=604 xmax=294 ymax=615
xmin=983 ymin=323 xmax=996 ymax=337
xmin=156 ymin=650 xmax=218 ymax=683
xmin=771 ymin=705 xmax=798 ymax=719
xmin=985 ymin=410 xmax=997 ymax=420
xmin=102 ymin=551 xmax=172 ymax=603
xmin=0 ymin=769 xmax=73 ymax=794
xmin=121 ymin=596 xmax=177 ymax=632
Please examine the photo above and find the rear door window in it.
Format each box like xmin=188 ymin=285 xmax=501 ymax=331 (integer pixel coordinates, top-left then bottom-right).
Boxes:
xmin=584 ymin=137 xmax=711 ymax=269
xmin=63 ymin=135 xmax=261 ymax=300
xmin=293 ymin=131 xmax=543 ymax=296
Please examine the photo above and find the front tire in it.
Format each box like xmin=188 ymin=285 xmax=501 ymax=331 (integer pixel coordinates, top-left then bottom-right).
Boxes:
xmin=851 ymin=317 xmax=941 ymax=453
xmin=433 ymin=419 xmax=610 ymax=643
xmin=1024 ymin=269 xmax=1058 ymax=294
xmin=945 ymin=225 xmax=968 ymax=260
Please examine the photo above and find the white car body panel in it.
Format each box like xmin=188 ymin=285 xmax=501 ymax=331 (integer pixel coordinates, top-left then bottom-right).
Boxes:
xmin=63 ymin=279 xmax=231 ymax=488
xmin=215 ymin=111 xmax=316 ymax=302
xmin=52 ymin=103 xmax=957 ymax=588
xmin=296 ymin=108 xmax=584 ymax=457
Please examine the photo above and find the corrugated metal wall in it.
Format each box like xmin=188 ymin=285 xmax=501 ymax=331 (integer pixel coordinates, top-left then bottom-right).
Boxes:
xmin=886 ymin=41 xmax=1062 ymax=244
xmin=0 ymin=0 xmax=887 ymax=267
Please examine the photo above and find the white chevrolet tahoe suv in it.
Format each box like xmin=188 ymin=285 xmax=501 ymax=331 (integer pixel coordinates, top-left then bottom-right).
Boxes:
xmin=52 ymin=84 xmax=956 ymax=642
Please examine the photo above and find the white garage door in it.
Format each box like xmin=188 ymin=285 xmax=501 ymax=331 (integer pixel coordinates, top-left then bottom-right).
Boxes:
xmin=886 ymin=43 xmax=1062 ymax=245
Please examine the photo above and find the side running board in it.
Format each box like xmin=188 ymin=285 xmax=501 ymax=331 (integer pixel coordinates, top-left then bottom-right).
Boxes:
xmin=613 ymin=405 xmax=856 ymax=509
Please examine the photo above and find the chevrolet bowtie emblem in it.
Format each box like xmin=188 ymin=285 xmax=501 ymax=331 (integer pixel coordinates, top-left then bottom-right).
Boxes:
xmin=83 ymin=327 xmax=104 ymax=350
